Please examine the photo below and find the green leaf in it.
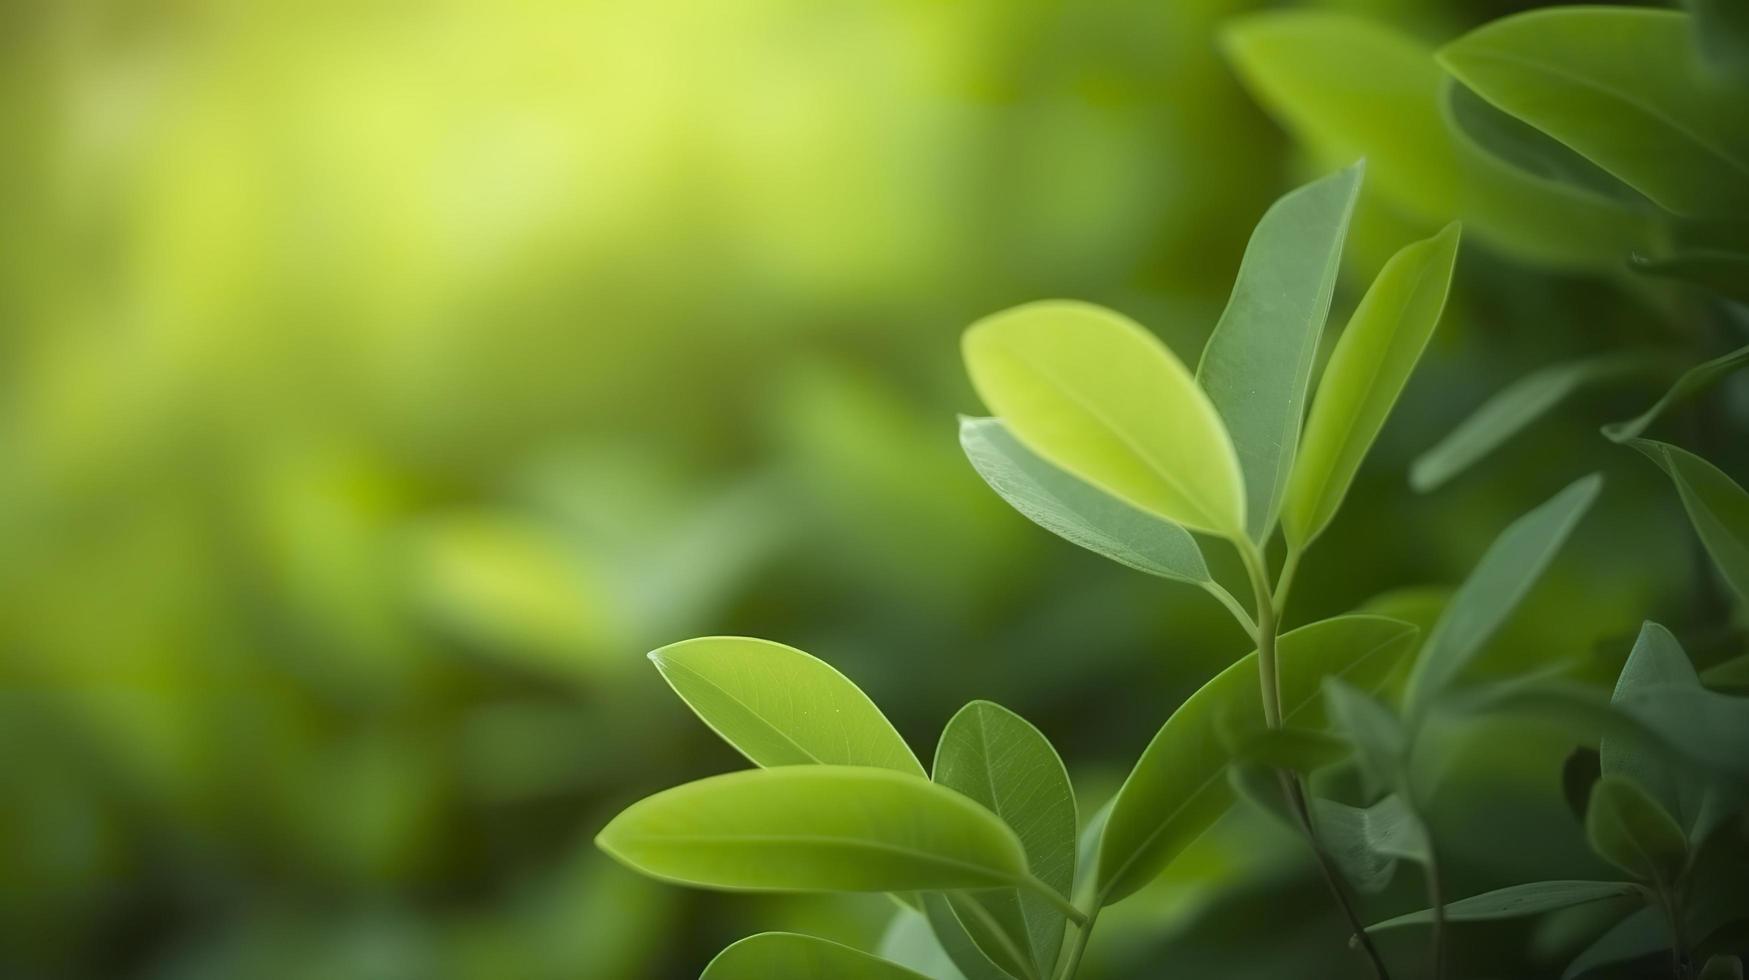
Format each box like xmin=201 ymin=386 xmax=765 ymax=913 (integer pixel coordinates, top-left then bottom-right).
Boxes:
xmin=1219 ymin=723 xmax=1349 ymax=775
xmin=1283 ymin=222 xmax=1460 ymax=547
xmin=1443 ymin=81 xmax=1645 ymax=207
xmin=963 ymin=301 xmax=1245 ymax=538
xmin=932 ymin=702 xmax=1077 ymax=980
xmin=924 ymin=895 xmax=1023 ymax=980
xmin=877 ymin=908 xmax=969 ymax=980
xmin=1689 ymin=0 xmax=1749 ymax=77
xmin=648 ymin=637 xmax=923 ymax=775
xmin=1604 ymin=342 xmax=1749 ymax=442
xmin=702 ymin=933 xmax=932 ymax=980
xmin=1561 ymin=906 xmax=1665 ymax=980
xmin=1630 ymin=249 xmax=1749 ymax=303
xmin=1314 ymin=793 xmax=1432 ymax=895
xmin=959 ymin=417 xmax=1210 ymax=585
xmin=1439 ymin=8 xmax=1749 ymax=218
xmin=1370 ymin=880 xmax=1648 ymax=931
xmin=1612 ymin=683 xmax=1749 ymax=781
xmin=1585 ymin=775 xmax=1689 ymax=886
xmin=1629 ymin=440 xmax=1749 ymax=603
xmin=1603 ymin=622 xmax=1717 ymax=841
xmin=1095 ymin=615 xmax=1419 ymax=905
xmin=1323 ymin=678 xmax=1408 ymax=792
xmin=1411 ymin=356 xmax=1649 ymax=492
xmin=1197 ymin=163 xmax=1363 ymax=543
xmin=1404 ymin=474 xmax=1602 ymax=717
xmin=1701 ymin=955 xmax=1746 ymax=980
xmin=596 ymin=766 xmax=1030 ymax=894
xmin=1221 ymin=11 xmax=1649 ymax=271
xmin=1703 ymin=651 xmax=1749 ymax=690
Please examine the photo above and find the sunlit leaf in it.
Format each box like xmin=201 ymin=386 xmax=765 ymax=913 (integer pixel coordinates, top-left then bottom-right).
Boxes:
xmin=1096 ymin=615 xmax=1419 ymax=905
xmin=877 ymin=908 xmax=968 ymax=980
xmin=1283 ymin=222 xmax=1460 ymax=547
xmin=963 ymin=301 xmax=1245 ymax=538
xmin=1313 ymin=793 xmax=1431 ymax=895
xmin=1629 ymin=440 xmax=1749 ymax=602
xmin=596 ymin=766 xmax=1030 ymax=894
xmin=959 ymin=417 xmax=1210 ymax=586
xmin=649 ymin=637 xmax=923 ymax=775
xmin=1439 ymin=8 xmax=1749 ymax=218
xmin=932 ymin=702 xmax=1076 ymax=980
xmin=1585 ymin=775 xmax=1688 ymax=885
xmin=1405 ymin=474 xmax=1602 ymax=717
xmin=1370 ymin=881 xmax=1648 ymax=931
xmin=1604 ymin=342 xmax=1749 ymax=442
xmin=1411 ymin=357 xmax=1649 ymax=492
xmin=1197 ymin=163 xmax=1363 ymax=543
xmin=702 ymin=933 xmax=931 ymax=980
xmin=1221 ymin=11 xmax=1649 ymax=270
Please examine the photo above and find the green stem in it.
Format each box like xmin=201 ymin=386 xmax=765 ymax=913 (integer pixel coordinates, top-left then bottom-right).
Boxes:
xmin=1205 ymin=580 xmax=1261 ymax=641
xmin=1054 ymin=904 xmax=1101 ymax=980
xmin=1273 ymin=545 xmax=1303 ymax=617
xmin=1426 ymin=843 xmax=1446 ymax=980
xmin=1020 ymin=875 xmax=1088 ymax=928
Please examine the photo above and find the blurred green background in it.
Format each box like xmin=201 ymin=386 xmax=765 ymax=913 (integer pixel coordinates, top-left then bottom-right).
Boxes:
xmin=2 ymin=1 xmax=1736 ymax=977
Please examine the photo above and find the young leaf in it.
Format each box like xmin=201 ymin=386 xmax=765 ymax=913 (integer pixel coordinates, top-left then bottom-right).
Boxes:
xmin=1629 ymin=440 xmax=1749 ymax=602
xmin=1313 ymin=794 xmax=1432 ymax=895
xmin=649 ymin=637 xmax=923 ymax=775
xmin=1585 ymin=776 xmax=1689 ymax=886
xmin=596 ymin=766 xmax=1030 ymax=894
xmin=932 ymin=702 xmax=1077 ymax=980
xmin=1221 ymin=11 xmax=1647 ymax=270
xmin=1197 ymin=162 xmax=1363 ymax=544
xmin=1629 ymin=250 xmax=1749 ymax=304
xmin=1439 ymin=8 xmax=1749 ymax=218
xmin=1404 ymin=474 xmax=1602 ymax=717
xmin=1323 ymin=678 xmax=1408 ymax=792
xmin=702 ymin=933 xmax=932 ymax=980
xmin=1560 ymin=906 xmax=1665 ymax=980
xmin=1604 ymin=342 xmax=1749 ymax=442
xmin=1603 ymin=623 xmax=1716 ymax=841
xmin=1701 ymin=955 xmax=1746 ymax=980
xmin=963 ymin=301 xmax=1245 ymax=538
xmin=877 ymin=908 xmax=969 ymax=980
xmin=1410 ymin=355 xmax=1649 ymax=492
xmin=1096 ymin=615 xmax=1419 ymax=905
xmin=1283 ymin=222 xmax=1461 ymax=548
xmin=1370 ymin=880 xmax=1648 ymax=931
xmin=959 ymin=417 xmax=1211 ymax=586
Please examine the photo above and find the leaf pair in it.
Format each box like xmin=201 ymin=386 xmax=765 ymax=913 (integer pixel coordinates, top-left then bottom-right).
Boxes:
xmin=964 ymin=165 xmax=1459 ymax=575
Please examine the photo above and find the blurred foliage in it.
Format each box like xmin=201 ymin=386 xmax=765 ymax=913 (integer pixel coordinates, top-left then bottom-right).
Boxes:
xmin=0 ymin=0 xmax=1742 ymax=978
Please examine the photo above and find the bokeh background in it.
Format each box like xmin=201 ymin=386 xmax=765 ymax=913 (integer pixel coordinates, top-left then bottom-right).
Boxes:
xmin=3 ymin=1 xmax=1738 ymax=977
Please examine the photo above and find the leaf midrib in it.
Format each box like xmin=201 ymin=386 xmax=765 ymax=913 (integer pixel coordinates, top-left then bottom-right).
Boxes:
xmin=614 ymin=832 xmax=1019 ymax=884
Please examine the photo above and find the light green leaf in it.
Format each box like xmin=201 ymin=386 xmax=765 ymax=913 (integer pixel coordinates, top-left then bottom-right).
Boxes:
xmin=1585 ymin=775 xmax=1689 ymax=886
xmin=1221 ymin=11 xmax=1649 ymax=270
xmin=596 ymin=766 xmax=1030 ymax=895
xmin=1439 ymin=8 xmax=1749 ymax=218
xmin=1561 ymin=906 xmax=1664 ymax=980
xmin=1405 ymin=474 xmax=1602 ymax=717
xmin=963 ymin=301 xmax=1245 ymax=538
xmin=1629 ymin=440 xmax=1749 ymax=602
xmin=1370 ymin=880 xmax=1648 ymax=931
xmin=1604 ymin=342 xmax=1749 ymax=442
xmin=1096 ymin=615 xmax=1419 ymax=905
xmin=1314 ymin=793 xmax=1432 ymax=895
xmin=932 ymin=702 xmax=1077 ymax=980
xmin=1443 ymin=81 xmax=1645 ymax=206
xmin=1283 ymin=222 xmax=1461 ymax=547
xmin=877 ymin=908 xmax=969 ymax=980
xmin=1198 ymin=163 xmax=1363 ymax=543
xmin=1323 ymin=678 xmax=1408 ymax=792
xmin=1411 ymin=356 xmax=1649 ymax=492
xmin=702 ymin=933 xmax=931 ymax=980
xmin=648 ymin=637 xmax=923 ymax=775
xmin=959 ymin=417 xmax=1210 ymax=585
xmin=1629 ymin=250 xmax=1749 ymax=303
xmin=1701 ymin=955 xmax=1746 ymax=980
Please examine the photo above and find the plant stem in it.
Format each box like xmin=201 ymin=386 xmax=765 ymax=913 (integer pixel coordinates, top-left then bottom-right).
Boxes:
xmin=1054 ymin=904 xmax=1101 ymax=980
xmin=1021 ymin=874 xmax=1088 ymax=927
xmin=1426 ymin=843 xmax=1446 ymax=980
xmin=1238 ymin=538 xmax=1393 ymax=980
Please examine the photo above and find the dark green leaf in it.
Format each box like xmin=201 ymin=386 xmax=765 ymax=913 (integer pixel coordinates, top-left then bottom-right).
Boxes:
xmin=1585 ymin=775 xmax=1689 ymax=885
xmin=1370 ymin=880 xmax=1648 ymax=931
xmin=1629 ymin=250 xmax=1749 ymax=304
xmin=1323 ymin=677 xmax=1408 ymax=791
xmin=1603 ymin=622 xmax=1730 ymax=843
xmin=1197 ymin=162 xmax=1363 ymax=543
xmin=1405 ymin=474 xmax=1602 ymax=717
xmin=1630 ymin=440 xmax=1749 ymax=602
xmin=1314 ymin=794 xmax=1431 ymax=895
xmin=1096 ymin=616 xmax=1419 ymax=905
xmin=1560 ymin=906 xmax=1664 ymax=980
xmin=1604 ymin=342 xmax=1749 ymax=441
xmin=1688 ymin=0 xmax=1749 ymax=77
xmin=959 ymin=417 xmax=1211 ymax=586
xmin=703 ymin=933 xmax=932 ymax=980
xmin=1701 ymin=955 xmax=1746 ymax=980
xmin=649 ymin=636 xmax=923 ymax=775
xmin=932 ymin=702 xmax=1076 ymax=980
xmin=924 ymin=895 xmax=1023 ymax=980
xmin=1444 ymin=81 xmax=1644 ymax=206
